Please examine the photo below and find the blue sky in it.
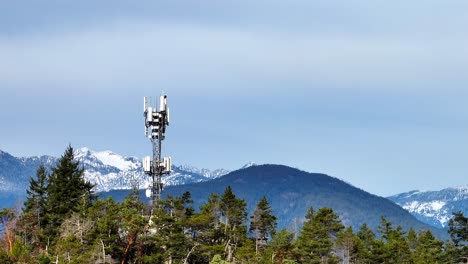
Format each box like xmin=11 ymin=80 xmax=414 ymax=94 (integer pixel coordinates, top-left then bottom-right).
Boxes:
xmin=1 ymin=1 xmax=468 ymax=196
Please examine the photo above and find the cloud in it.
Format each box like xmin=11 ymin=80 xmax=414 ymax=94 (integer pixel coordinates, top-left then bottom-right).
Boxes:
xmin=1 ymin=20 xmax=467 ymax=97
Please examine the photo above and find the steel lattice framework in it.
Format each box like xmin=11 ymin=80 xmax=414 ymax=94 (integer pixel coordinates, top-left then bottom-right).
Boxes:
xmin=143 ymin=95 xmax=171 ymax=204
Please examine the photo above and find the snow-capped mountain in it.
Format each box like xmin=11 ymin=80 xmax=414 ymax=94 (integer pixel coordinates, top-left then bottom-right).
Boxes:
xmin=388 ymin=187 xmax=468 ymax=229
xmin=74 ymin=147 xmax=231 ymax=192
xmin=0 ymin=147 xmax=230 ymax=196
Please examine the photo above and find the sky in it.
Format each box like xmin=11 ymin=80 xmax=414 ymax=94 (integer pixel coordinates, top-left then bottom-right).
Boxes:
xmin=1 ymin=1 xmax=468 ymax=196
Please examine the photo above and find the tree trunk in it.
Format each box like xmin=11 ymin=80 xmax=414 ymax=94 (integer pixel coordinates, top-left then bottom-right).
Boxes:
xmin=121 ymin=235 xmax=136 ymax=264
xmin=183 ymin=244 xmax=197 ymax=264
xmin=100 ymin=239 xmax=106 ymax=263
xmin=5 ymin=228 xmax=13 ymax=253
xmin=225 ymin=239 xmax=233 ymax=262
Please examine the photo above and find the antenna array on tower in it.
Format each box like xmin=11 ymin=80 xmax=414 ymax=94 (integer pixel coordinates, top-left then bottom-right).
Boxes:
xmin=143 ymin=94 xmax=171 ymax=204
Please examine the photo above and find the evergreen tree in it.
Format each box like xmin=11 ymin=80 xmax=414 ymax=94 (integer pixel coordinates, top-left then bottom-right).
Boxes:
xmin=44 ymin=145 xmax=95 ymax=244
xmin=269 ymin=228 xmax=295 ymax=264
xmin=377 ymin=217 xmax=411 ymax=263
xmin=189 ymin=193 xmax=225 ymax=263
xmin=336 ymin=227 xmax=359 ymax=264
xmin=406 ymin=228 xmax=418 ymax=253
xmin=448 ymin=211 xmax=468 ymax=246
xmin=294 ymin=207 xmax=344 ymax=264
xmin=447 ymin=211 xmax=468 ymax=263
xmin=19 ymin=164 xmax=49 ymax=250
xmin=250 ymin=196 xmax=277 ymax=254
xmin=143 ymin=194 xmax=195 ymax=263
xmin=220 ymin=186 xmax=248 ymax=262
xmin=411 ymin=230 xmax=443 ymax=264
xmin=24 ymin=164 xmax=49 ymax=214
xmin=86 ymin=197 xmax=121 ymax=263
xmin=117 ymin=194 xmax=146 ymax=264
xmin=356 ymin=223 xmax=384 ymax=263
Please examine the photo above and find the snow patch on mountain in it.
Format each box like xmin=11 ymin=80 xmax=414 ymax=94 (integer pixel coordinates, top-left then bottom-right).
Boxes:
xmin=241 ymin=162 xmax=257 ymax=169
xmin=388 ymin=187 xmax=468 ymax=228
xmin=0 ymin=147 xmax=231 ymax=196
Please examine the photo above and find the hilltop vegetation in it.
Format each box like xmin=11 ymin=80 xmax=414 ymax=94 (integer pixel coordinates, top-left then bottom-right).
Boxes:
xmin=0 ymin=146 xmax=467 ymax=263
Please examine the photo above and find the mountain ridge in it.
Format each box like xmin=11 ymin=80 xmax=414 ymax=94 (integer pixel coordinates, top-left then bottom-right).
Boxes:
xmin=0 ymin=147 xmax=230 ymax=205
xmin=101 ymin=164 xmax=447 ymax=239
xmin=388 ymin=186 xmax=468 ymax=229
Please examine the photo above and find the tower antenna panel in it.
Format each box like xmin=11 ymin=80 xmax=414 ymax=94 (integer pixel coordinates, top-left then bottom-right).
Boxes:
xmin=142 ymin=93 xmax=172 ymax=205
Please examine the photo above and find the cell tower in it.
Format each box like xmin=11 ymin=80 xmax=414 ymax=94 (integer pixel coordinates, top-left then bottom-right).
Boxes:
xmin=143 ymin=94 xmax=171 ymax=205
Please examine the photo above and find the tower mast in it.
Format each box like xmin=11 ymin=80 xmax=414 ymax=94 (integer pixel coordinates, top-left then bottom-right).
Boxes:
xmin=143 ymin=95 xmax=171 ymax=204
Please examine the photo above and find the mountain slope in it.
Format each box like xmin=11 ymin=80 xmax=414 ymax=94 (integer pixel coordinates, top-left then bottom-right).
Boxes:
xmin=388 ymin=187 xmax=468 ymax=229
xmin=102 ymin=164 xmax=446 ymax=238
xmin=0 ymin=148 xmax=229 ymax=207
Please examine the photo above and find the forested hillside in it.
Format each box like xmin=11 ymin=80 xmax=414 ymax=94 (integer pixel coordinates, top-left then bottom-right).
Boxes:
xmin=1 ymin=147 xmax=467 ymax=263
xmin=104 ymin=164 xmax=445 ymax=238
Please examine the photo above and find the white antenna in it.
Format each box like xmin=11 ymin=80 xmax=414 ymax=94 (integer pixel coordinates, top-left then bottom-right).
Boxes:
xmin=142 ymin=93 xmax=171 ymax=205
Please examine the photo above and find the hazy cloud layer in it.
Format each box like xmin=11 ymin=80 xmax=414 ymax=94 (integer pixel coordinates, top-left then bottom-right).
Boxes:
xmin=1 ymin=1 xmax=468 ymax=196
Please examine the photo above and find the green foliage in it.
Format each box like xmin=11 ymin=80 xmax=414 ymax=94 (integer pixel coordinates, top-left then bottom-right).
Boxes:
xmin=0 ymin=248 xmax=13 ymax=264
xmin=447 ymin=211 xmax=468 ymax=263
xmin=336 ymin=226 xmax=359 ymax=263
xmin=220 ymin=186 xmax=249 ymax=262
xmin=17 ymin=164 xmax=49 ymax=252
xmin=448 ymin=211 xmax=468 ymax=246
xmin=269 ymin=228 xmax=295 ymax=264
xmin=294 ymin=207 xmax=344 ymax=263
xmin=377 ymin=216 xmax=412 ymax=263
xmin=210 ymin=254 xmax=232 ymax=264
xmin=2 ymin=160 xmax=467 ymax=263
xmin=411 ymin=230 xmax=444 ymax=264
xmin=44 ymin=145 xmax=95 ymax=244
xmin=250 ymin=196 xmax=277 ymax=254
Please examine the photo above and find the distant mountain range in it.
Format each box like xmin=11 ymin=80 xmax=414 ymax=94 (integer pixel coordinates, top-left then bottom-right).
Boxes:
xmin=101 ymin=164 xmax=447 ymax=239
xmin=1 ymin=147 xmax=465 ymax=237
xmin=0 ymin=147 xmax=230 ymax=207
xmin=388 ymin=187 xmax=468 ymax=229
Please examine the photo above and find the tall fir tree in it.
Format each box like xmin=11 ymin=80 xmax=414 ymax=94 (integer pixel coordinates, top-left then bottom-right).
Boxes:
xmin=377 ymin=217 xmax=411 ymax=263
xmin=336 ymin=226 xmax=359 ymax=264
xmin=45 ymin=145 xmax=95 ymax=244
xmin=24 ymin=164 xmax=49 ymax=214
xmin=356 ymin=223 xmax=383 ymax=263
xmin=269 ymin=228 xmax=295 ymax=264
xmin=448 ymin=211 xmax=468 ymax=246
xmin=189 ymin=193 xmax=225 ymax=263
xmin=19 ymin=164 xmax=49 ymax=250
xmin=220 ymin=186 xmax=248 ymax=262
xmin=447 ymin=211 xmax=468 ymax=263
xmin=412 ymin=230 xmax=443 ymax=264
xmin=294 ymin=207 xmax=344 ymax=264
xmin=250 ymin=196 xmax=277 ymax=255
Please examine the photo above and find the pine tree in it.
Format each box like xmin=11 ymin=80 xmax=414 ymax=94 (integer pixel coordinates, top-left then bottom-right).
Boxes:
xmin=448 ymin=211 xmax=468 ymax=246
xmin=144 ymin=194 xmax=195 ymax=263
xmin=356 ymin=223 xmax=383 ymax=263
xmin=250 ymin=196 xmax=277 ymax=255
xmin=117 ymin=194 xmax=146 ymax=264
xmin=24 ymin=164 xmax=49 ymax=215
xmin=269 ymin=228 xmax=294 ymax=264
xmin=377 ymin=217 xmax=411 ymax=263
xmin=19 ymin=164 xmax=49 ymax=249
xmin=189 ymin=193 xmax=224 ymax=263
xmin=44 ymin=145 xmax=95 ymax=245
xmin=447 ymin=211 xmax=468 ymax=263
xmin=220 ymin=186 xmax=248 ymax=262
xmin=411 ymin=230 xmax=443 ymax=264
xmin=336 ymin=227 xmax=359 ymax=264
xmin=294 ymin=207 xmax=344 ymax=264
